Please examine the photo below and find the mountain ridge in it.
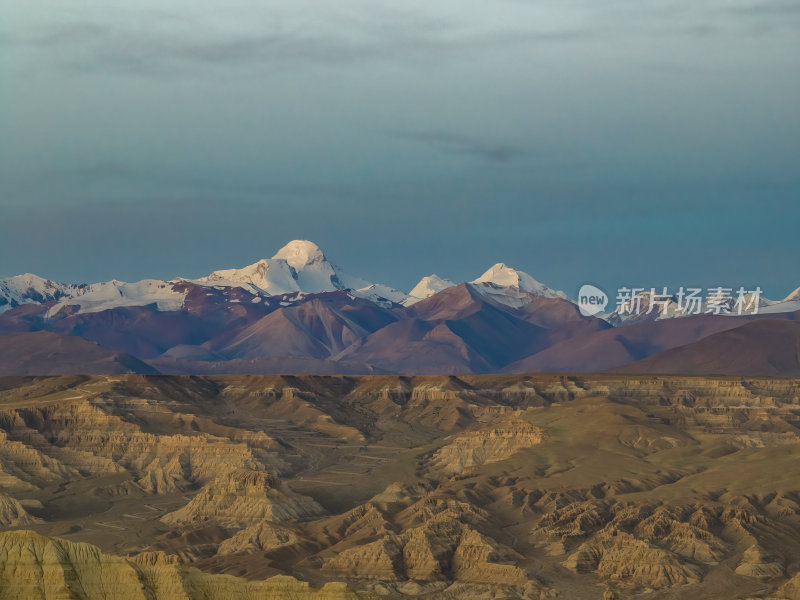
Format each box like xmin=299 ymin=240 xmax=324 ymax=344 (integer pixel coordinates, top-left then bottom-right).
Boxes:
xmin=2 ymin=240 xmax=799 ymax=376
xmin=0 ymin=240 xmax=568 ymax=315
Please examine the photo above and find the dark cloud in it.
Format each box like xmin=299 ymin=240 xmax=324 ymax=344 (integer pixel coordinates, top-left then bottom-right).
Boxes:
xmin=1 ymin=0 xmax=798 ymax=298
xmin=390 ymin=131 xmax=528 ymax=163
xmin=1 ymin=7 xmax=597 ymax=77
xmin=3 ymin=0 xmax=796 ymax=79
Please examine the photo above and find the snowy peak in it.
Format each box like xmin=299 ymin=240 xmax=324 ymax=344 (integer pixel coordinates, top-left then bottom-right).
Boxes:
xmin=272 ymin=240 xmax=327 ymax=270
xmin=47 ymin=279 xmax=186 ymax=317
xmin=0 ymin=272 xmax=187 ymax=317
xmin=607 ymin=288 xmax=780 ymax=325
xmin=404 ymin=275 xmax=455 ymax=306
xmin=199 ymin=240 xmax=338 ymax=295
xmin=196 ymin=240 xmax=407 ymax=305
xmin=199 ymin=253 xmax=568 ymax=311
xmin=353 ymin=283 xmax=409 ymax=305
xmin=2 ymin=245 xmax=796 ymax=324
xmin=472 ymin=263 xmax=567 ymax=300
xmin=784 ymin=286 xmax=800 ymax=302
xmin=0 ymin=274 xmax=75 ymax=313
xmin=606 ymin=291 xmax=681 ymax=326
xmin=273 ymin=240 xmax=340 ymax=293
xmin=198 ymin=258 xmax=301 ymax=296
xmin=474 ymin=263 xmax=521 ymax=288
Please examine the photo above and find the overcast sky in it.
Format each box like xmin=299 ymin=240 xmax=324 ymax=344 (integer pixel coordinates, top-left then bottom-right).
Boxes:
xmin=1 ymin=0 xmax=798 ymax=298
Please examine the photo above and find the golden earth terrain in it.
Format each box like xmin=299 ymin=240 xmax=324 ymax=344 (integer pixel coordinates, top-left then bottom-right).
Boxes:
xmin=1 ymin=374 xmax=800 ymax=599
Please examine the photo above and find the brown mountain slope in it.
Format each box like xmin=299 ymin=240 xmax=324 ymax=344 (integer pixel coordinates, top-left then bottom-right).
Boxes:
xmin=0 ymin=283 xmax=279 ymax=360
xmin=217 ymin=294 xmax=397 ymax=360
xmin=339 ymin=285 xmax=607 ymax=373
xmin=611 ymin=319 xmax=800 ymax=375
xmin=505 ymin=311 xmax=800 ymax=373
xmin=4 ymin=282 xmax=800 ymax=375
xmin=0 ymin=331 xmax=158 ymax=375
xmin=147 ymin=355 xmax=382 ymax=375
xmin=332 ymin=318 xmax=493 ymax=374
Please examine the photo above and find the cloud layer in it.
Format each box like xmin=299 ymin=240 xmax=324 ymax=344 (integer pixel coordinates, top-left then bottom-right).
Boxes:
xmin=0 ymin=0 xmax=798 ymax=297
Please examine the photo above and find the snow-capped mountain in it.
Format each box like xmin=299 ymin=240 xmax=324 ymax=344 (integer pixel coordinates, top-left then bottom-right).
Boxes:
xmin=3 ymin=243 xmax=800 ymax=376
xmin=403 ymin=264 xmax=567 ymax=308
xmin=757 ymin=287 xmax=800 ymax=315
xmin=0 ymin=240 xmax=412 ymax=315
xmin=195 ymin=240 xmax=408 ymax=305
xmin=46 ymin=280 xmax=187 ymax=317
xmin=607 ymin=288 xmax=778 ymax=326
xmin=0 ymin=275 xmax=189 ymax=318
xmin=472 ymin=263 xmax=568 ymax=299
xmin=198 ymin=258 xmax=300 ymax=296
xmin=0 ymin=274 xmax=76 ymax=312
xmin=196 ymin=254 xmax=570 ymax=310
xmin=4 ymin=242 xmax=795 ymax=328
xmin=0 ymin=275 xmax=188 ymax=317
xmin=605 ymin=290 xmax=682 ymax=326
xmin=784 ymin=286 xmax=800 ymax=302
xmin=404 ymin=275 xmax=456 ymax=306
xmin=0 ymin=243 xmax=571 ymax=317
xmin=470 ymin=263 xmax=568 ymax=307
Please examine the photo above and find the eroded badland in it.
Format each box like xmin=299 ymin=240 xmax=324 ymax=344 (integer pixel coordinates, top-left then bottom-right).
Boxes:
xmin=1 ymin=374 xmax=800 ymax=599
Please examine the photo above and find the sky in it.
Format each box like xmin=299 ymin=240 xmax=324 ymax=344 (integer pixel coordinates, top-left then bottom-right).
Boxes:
xmin=1 ymin=0 xmax=799 ymax=299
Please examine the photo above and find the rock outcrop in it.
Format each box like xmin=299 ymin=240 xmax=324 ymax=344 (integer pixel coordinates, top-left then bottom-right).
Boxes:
xmin=735 ymin=544 xmax=784 ymax=579
xmin=323 ymin=494 xmax=526 ymax=586
xmin=564 ymin=528 xmax=703 ymax=588
xmin=0 ymin=492 xmax=41 ymax=527
xmin=216 ymin=522 xmax=303 ymax=555
xmin=427 ymin=419 xmax=545 ymax=476
xmin=162 ymin=469 xmax=325 ymax=528
xmin=0 ymin=530 xmax=370 ymax=600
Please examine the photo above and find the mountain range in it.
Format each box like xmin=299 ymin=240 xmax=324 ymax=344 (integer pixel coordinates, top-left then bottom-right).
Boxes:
xmin=2 ymin=239 xmax=799 ymax=376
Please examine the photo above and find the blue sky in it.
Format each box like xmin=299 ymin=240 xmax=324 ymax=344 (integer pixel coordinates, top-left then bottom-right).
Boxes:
xmin=1 ymin=0 xmax=798 ymax=298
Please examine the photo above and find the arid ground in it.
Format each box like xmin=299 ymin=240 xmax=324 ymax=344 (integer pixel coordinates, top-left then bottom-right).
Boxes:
xmin=2 ymin=374 xmax=800 ymax=599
